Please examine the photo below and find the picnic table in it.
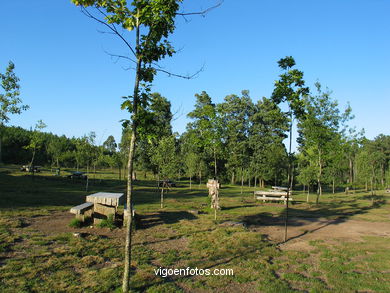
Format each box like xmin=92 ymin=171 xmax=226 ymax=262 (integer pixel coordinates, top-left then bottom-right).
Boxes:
xmin=70 ymin=192 xmax=124 ymax=224
xmin=254 ymin=186 xmax=293 ymax=204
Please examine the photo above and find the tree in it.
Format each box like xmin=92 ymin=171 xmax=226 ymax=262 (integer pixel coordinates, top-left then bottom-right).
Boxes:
xmin=298 ymin=82 xmax=352 ymax=204
xmin=0 ymin=61 xmax=29 ymax=163
xmin=70 ymin=1 xmax=217 ymax=290
xmin=187 ymin=91 xmax=222 ymax=178
xmin=249 ymin=97 xmax=288 ymax=188
xmin=150 ymin=135 xmax=178 ymax=208
xmin=218 ymin=90 xmax=254 ymax=190
xmin=24 ymin=120 xmax=47 ymax=169
xmin=103 ymin=135 xmax=117 ymax=155
xmin=271 ymin=56 xmax=309 ymax=242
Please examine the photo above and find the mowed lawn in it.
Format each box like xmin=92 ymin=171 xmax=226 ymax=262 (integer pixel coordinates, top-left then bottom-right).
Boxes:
xmin=1 ymin=166 xmax=390 ymax=292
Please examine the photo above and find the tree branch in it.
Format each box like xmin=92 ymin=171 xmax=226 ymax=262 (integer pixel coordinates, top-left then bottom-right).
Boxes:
xmin=154 ymin=64 xmax=204 ymax=79
xmin=81 ymin=7 xmax=136 ymax=57
xmin=104 ymin=51 xmax=137 ymax=65
xmin=177 ymin=1 xmax=223 ymax=17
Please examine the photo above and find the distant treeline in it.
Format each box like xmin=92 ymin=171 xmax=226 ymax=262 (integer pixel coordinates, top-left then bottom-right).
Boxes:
xmin=2 ymin=88 xmax=390 ymax=201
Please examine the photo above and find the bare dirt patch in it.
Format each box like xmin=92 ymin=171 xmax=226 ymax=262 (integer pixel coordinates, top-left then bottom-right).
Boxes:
xmin=250 ymin=217 xmax=390 ymax=251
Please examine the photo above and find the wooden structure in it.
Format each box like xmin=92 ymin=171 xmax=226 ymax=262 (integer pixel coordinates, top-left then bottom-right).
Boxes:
xmin=254 ymin=186 xmax=293 ymax=204
xmin=70 ymin=192 xmax=124 ymax=224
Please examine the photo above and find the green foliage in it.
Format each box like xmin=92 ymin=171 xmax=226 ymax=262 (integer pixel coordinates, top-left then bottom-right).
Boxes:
xmin=150 ymin=135 xmax=179 ymax=180
xmin=0 ymin=61 xmax=29 ymax=124
xmin=97 ymin=214 xmax=116 ymax=229
xmin=271 ymin=56 xmax=309 ymax=119
xmin=68 ymin=218 xmax=83 ymax=228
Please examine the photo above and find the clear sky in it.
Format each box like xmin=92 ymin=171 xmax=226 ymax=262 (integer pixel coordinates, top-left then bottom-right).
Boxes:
xmin=1 ymin=0 xmax=389 ymax=147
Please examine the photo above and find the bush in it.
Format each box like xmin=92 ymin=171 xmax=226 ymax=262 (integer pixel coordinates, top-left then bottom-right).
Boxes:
xmin=97 ymin=214 xmax=116 ymax=229
xmin=68 ymin=218 xmax=82 ymax=228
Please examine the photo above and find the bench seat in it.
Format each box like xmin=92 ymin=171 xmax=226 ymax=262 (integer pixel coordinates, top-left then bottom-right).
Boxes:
xmin=70 ymin=202 xmax=94 ymax=221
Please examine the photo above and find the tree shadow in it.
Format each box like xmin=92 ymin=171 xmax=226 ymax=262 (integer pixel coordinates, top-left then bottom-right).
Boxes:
xmin=137 ymin=211 xmax=198 ymax=229
xmin=238 ymin=197 xmax=387 ymax=244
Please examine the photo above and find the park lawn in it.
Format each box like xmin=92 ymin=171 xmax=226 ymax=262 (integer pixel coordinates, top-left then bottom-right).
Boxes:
xmin=1 ymin=166 xmax=390 ymax=292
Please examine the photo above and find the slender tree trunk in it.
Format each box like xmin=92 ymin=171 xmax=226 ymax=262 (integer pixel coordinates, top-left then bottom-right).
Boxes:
xmin=189 ymin=176 xmax=192 ymax=190
xmin=160 ymin=186 xmax=164 ymax=208
xmin=332 ymin=178 xmax=335 ymax=194
xmin=248 ymin=176 xmax=251 ymax=188
xmin=86 ymin=163 xmax=89 ymax=191
xmin=0 ymin=133 xmax=2 ymax=165
xmin=122 ymin=18 xmax=141 ymax=293
xmin=284 ymin=111 xmax=293 ymax=243
xmin=231 ymin=172 xmax=235 ymax=185
xmin=316 ymin=153 xmax=322 ymax=204
xmin=240 ymin=168 xmax=244 ymax=194
xmin=199 ymin=169 xmax=202 ymax=188
xmin=306 ymin=185 xmax=310 ymax=202
xmin=349 ymin=157 xmax=353 ymax=188
xmin=254 ymin=176 xmax=257 ymax=189
xmin=214 ymin=146 xmax=217 ymax=177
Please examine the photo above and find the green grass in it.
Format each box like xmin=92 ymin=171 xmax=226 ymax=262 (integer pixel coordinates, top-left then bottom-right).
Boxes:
xmin=1 ymin=165 xmax=390 ymax=292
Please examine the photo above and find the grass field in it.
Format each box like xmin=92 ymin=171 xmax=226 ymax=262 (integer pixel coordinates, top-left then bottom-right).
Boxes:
xmin=1 ymin=166 xmax=390 ymax=292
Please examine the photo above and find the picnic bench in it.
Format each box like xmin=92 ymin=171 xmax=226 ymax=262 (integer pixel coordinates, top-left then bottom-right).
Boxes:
xmin=70 ymin=192 xmax=124 ymax=224
xmin=254 ymin=186 xmax=293 ymax=204
xmin=70 ymin=202 xmax=94 ymax=221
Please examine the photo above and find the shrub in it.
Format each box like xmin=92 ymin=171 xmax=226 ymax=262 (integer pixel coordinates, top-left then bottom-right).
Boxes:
xmin=68 ymin=218 xmax=82 ymax=228
xmin=97 ymin=214 xmax=116 ymax=229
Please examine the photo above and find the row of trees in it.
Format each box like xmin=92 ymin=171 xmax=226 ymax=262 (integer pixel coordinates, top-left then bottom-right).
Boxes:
xmin=3 ymin=87 xmax=390 ymax=196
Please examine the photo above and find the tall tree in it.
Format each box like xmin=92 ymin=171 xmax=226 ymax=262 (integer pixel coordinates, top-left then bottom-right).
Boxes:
xmin=271 ymin=56 xmax=309 ymax=242
xmin=71 ymin=1 xmax=218 ymax=290
xmin=249 ymin=97 xmax=288 ymax=188
xmin=187 ymin=91 xmax=222 ymax=178
xmin=0 ymin=61 xmax=29 ymax=163
xmin=103 ymin=135 xmax=117 ymax=155
xmin=218 ymin=90 xmax=254 ymax=189
xmin=298 ymin=82 xmax=352 ymax=204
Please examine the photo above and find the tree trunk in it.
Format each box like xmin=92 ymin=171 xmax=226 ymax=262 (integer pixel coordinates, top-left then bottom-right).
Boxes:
xmin=0 ymin=133 xmax=2 ymax=165
xmin=306 ymin=185 xmax=310 ymax=202
xmin=316 ymin=154 xmax=322 ymax=204
xmin=284 ymin=111 xmax=293 ymax=243
xmin=199 ymin=169 xmax=202 ymax=188
xmin=349 ymin=157 xmax=353 ymax=187
xmin=240 ymin=168 xmax=244 ymax=194
xmin=332 ymin=178 xmax=335 ymax=194
xmin=214 ymin=146 xmax=217 ymax=177
xmin=231 ymin=172 xmax=235 ymax=185
xmin=189 ymin=176 xmax=192 ymax=190
xmin=254 ymin=176 xmax=257 ymax=189
xmin=122 ymin=19 xmax=141 ymax=293
xmin=160 ymin=186 xmax=164 ymax=208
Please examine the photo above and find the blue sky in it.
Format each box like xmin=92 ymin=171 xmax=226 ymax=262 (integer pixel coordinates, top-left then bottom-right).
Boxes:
xmin=1 ymin=0 xmax=389 ymax=147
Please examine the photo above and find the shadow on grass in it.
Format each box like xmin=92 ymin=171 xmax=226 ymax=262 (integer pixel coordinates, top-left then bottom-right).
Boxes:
xmin=238 ymin=197 xmax=387 ymax=244
xmin=138 ymin=211 xmax=198 ymax=229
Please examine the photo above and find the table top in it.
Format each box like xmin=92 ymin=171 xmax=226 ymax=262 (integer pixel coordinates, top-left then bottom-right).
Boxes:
xmin=86 ymin=192 xmax=124 ymax=207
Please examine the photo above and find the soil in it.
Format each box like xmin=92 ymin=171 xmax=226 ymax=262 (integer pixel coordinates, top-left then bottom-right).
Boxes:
xmin=27 ymin=211 xmax=390 ymax=253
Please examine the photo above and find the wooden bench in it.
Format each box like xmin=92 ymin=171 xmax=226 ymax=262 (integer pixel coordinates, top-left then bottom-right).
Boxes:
xmin=70 ymin=202 xmax=94 ymax=221
xmin=254 ymin=190 xmax=293 ymax=204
